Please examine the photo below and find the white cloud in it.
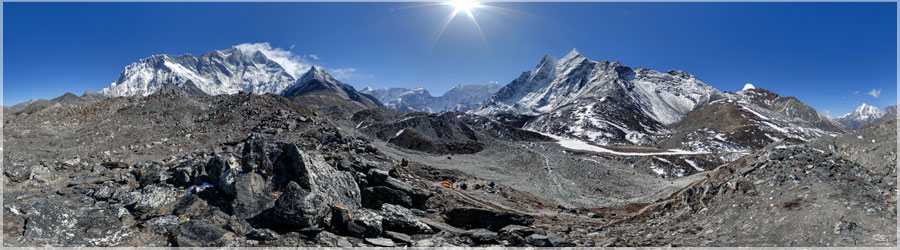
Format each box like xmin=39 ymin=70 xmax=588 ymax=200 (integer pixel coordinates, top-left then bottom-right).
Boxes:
xmin=868 ymin=88 xmax=881 ymax=98
xmin=234 ymin=42 xmax=311 ymax=78
xmin=331 ymin=68 xmax=357 ymax=80
xmin=232 ymin=43 xmax=369 ymax=82
xmin=854 ymin=90 xmax=860 ymax=95
xmin=822 ymin=109 xmax=832 ymax=118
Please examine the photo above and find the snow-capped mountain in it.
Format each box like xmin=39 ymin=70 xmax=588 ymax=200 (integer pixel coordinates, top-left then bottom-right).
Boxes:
xmin=100 ymin=46 xmax=297 ymax=97
xmin=834 ymin=103 xmax=892 ymax=130
xmin=475 ymin=49 xmax=723 ymax=146
xmin=283 ymin=66 xmax=382 ymax=108
xmin=361 ymin=82 xmax=501 ymax=113
xmin=661 ymin=87 xmax=846 ymax=155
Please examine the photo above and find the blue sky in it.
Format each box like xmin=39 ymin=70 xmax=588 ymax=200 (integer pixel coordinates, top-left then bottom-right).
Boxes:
xmin=3 ymin=2 xmax=896 ymax=116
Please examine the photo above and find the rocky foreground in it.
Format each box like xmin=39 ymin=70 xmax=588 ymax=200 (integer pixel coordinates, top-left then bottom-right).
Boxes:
xmin=3 ymin=93 xmax=897 ymax=247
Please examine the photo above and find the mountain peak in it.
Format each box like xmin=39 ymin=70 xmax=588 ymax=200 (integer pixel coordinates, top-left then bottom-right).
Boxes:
xmin=301 ymin=65 xmax=334 ymax=82
xmin=853 ymin=103 xmax=880 ymax=114
xmin=540 ymin=54 xmax=557 ymax=63
xmin=561 ymin=48 xmax=583 ymax=61
xmin=835 ymin=102 xmax=888 ymax=130
xmin=742 ymin=83 xmax=755 ymax=91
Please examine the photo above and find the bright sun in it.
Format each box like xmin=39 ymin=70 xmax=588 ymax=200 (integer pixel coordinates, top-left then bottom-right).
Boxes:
xmin=449 ymin=0 xmax=481 ymax=14
xmin=430 ymin=0 xmax=491 ymax=52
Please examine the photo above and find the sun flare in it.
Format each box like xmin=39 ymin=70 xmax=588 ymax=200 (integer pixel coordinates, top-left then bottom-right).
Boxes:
xmin=449 ymin=0 xmax=481 ymax=14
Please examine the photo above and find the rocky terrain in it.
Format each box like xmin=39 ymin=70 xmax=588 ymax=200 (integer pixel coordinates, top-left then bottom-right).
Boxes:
xmin=3 ymin=93 xmax=581 ymax=247
xmin=3 ymin=46 xmax=896 ymax=247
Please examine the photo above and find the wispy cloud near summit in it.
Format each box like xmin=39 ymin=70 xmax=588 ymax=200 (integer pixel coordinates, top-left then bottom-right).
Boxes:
xmin=234 ymin=42 xmax=312 ymax=78
xmin=233 ymin=42 xmax=366 ymax=82
xmin=868 ymin=88 xmax=881 ymax=98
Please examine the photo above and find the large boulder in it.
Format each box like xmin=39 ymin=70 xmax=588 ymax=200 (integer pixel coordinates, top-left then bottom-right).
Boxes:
xmin=142 ymin=215 xmax=180 ymax=234
xmin=361 ymin=186 xmax=412 ymax=209
xmin=134 ymin=184 xmax=178 ymax=218
xmin=380 ymin=204 xmax=433 ymax=235
xmin=23 ymin=199 xmax=80 ymax=246
xmin=443 ymin=207 xmax=534 ymax=231
xmin=272 ymin=145 xmax=361 ymax=230
xmin=175 ymin=220 xmax=239 ymax=247
xmin=22 ymin=199 xmax=132 ymax=246
xmin=498 ymin=225 xmax=536 ymax=246
xmin=5 ymin=164 xmax=35 ymax=182
xmin=463 ymin=228 xmax=499 ymax=245
xmin=273 ymin=181 xmax=327 ymax=229
xmin=236 ymin=133 xmax=284 ymax=175
xmin=231 ymin=172 xmax=274 ymax=219
xmin=111 ymin=187 xmax=141 ymax=206
xmin=330 ymin=204 xmax=383 ymax=238
xmin=366 ymin=169 xmax=432 ymax=209
xmin=383 ymin=177 xmax=431 ymax=208
xmin=205 ymin=154 xmax=241 ymax=196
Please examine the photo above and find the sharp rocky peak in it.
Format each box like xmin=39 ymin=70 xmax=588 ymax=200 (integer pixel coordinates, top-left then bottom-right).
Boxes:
xmin=300 ymin=66 xmax=336 ymax=83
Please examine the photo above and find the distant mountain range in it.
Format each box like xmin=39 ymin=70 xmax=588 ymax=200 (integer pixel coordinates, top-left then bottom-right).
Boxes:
xmin=834 ymin=103 xmax=897 ymax=130
xmin=5 ymin=45 xmax=893 ymax=154
xmin=471 ymin=49 xmax=846 ymax=155
xmin=361 ymin=82 xmax=501 ymax=113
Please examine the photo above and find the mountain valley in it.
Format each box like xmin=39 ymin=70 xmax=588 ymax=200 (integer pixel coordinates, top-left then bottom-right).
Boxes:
xmin=3 ymin=46 xmax=896 ymax=247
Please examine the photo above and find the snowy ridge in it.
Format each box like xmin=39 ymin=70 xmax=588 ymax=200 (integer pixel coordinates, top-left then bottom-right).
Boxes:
xmin=100 ymin=46 xmax=298 ymax=97
xmin=476 ymin=48 xmax=723 ymax=146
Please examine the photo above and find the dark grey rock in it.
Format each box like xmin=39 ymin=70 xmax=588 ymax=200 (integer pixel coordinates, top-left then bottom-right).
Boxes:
xmin=548 ymin=233 xmax=574 ymax=247
xmin=498 ymin=224 xmax=535 ymax=246
xmin=384 ymin=231 xmax=412 ymax=244
xmin=237 ymin=133 xmax=283 ymax=175
xmin=525 ymin=234 xmax=551 ymax=247
xmin=273 ymin=181 xmax=328 ymax=229
xmin=247 ymin=228 xmax=280 ymax=242
xmin=205 ymin=154 xmax=240 ymax=196
xmin=23 ymin=199 xmax=79 ymax=245
xmin=142 ymin=215 xmax=179 ymax=233
xmin=173 ymin=194 xmax=206 ymax=216
xmin=443 ymin=207 xmax=534 ymax=231
xmin=5 ymin=164 xmax=35 ymax=182
xmin=232 ymin=172 xmax=274 ymax=219
xmin=384 ymin=177 xmax=432 ymax=208
xmin=272 ymin=146 xmax=361 ymax=229
xmin=380 ymin=204 xmax=433 ymax=235
xmin=364 ymin=237 xmax=395 ymax=247
xmin=362 ymin=186 xmax=412 ymax=209
xmin=172 ymin=167 xmax=192 ymax=186
xmin=175 ymin=220 xmax=238 ymax=247
xmin=134 ymin=184 xmax=178 ymax=218
xmin=111 ymin=188 xmax=141 ymax=206
xmin=464 ymin=228 xmax=498 ymax=244
xmin=330 ymin=203 xmax=383 ymax=238
xmin=348 ymin=209 xmax=384 ymax=238
xmin=138 ymin=164 xmax=167 ymax=188
xmin=91 ymin=185 xmax=114 ymax=201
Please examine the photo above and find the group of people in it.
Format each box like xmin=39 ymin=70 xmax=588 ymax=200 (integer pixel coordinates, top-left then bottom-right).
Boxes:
xmin=442 ymin=180 xmax=499 ymax=193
